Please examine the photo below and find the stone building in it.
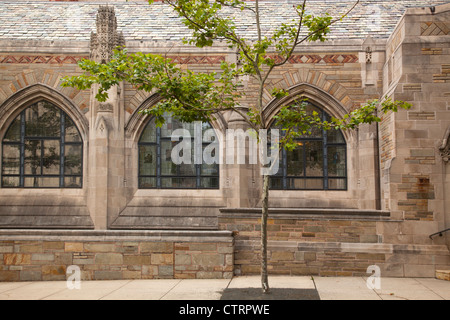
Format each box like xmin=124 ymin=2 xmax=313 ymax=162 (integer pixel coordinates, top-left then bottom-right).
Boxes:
xmin=0 ymin=0 xmax=449 ymax=281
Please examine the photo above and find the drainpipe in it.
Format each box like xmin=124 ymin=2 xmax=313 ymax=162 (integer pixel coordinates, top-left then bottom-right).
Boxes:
xmin=375 ymin=111 xmax=382 ymax=210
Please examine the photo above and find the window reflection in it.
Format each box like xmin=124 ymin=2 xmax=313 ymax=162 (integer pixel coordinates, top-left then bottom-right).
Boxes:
xmin=138 ymin=113 xmax=219 ymax=189
xmin=270 ymin=103 xmax=347 ymax=190
xmin=2 ymin=100 xmax=83 ymax=188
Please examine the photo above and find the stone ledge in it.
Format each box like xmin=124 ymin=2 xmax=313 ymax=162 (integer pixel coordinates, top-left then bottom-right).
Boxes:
xmin=219 ymin=208 xmax=391 ymax=221
xmin=294 ymin=241 xmax=450 ymax=255
xmin=0 ymin=229 xmax=233 ymax=244
xmin=236 ymin=240 xmax=450 ymax=255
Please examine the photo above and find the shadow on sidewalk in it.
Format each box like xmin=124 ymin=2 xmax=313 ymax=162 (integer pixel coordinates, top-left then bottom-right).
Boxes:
xmin=220 ymin=288 xmax=320 ymax=300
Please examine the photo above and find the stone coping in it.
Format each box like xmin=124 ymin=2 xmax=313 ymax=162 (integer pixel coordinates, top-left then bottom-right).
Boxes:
xmin=0 ymin=229 xmax=233 ymax=243
xmin=219 ymin=208 xmax=391 ymax=221
xmin=236 ymin=239 xmax=450 ymax=255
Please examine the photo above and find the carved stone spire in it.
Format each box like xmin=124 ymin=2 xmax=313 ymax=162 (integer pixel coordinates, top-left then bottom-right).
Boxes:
xmin=90 ymin=5 xmax=125 ymax=63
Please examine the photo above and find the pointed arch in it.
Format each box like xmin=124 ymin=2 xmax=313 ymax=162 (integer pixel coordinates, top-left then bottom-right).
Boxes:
xmin=125 ymin=92 xmax=227 ymax=142
xmin=262 ymin=69 xmax=355 ymax=113
xmin=0 ymin=70 xmax=89 ymax=114
xmin=263 ymin=82 xmax=356 ymax=143
xmin=0 ymin=83 xmax=89 ymax=142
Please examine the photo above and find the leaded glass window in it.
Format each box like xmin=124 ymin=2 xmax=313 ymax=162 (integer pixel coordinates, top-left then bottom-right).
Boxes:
xmin=138 ymin=114 xmax=219 ymax=189
xmin=270 ymin=104 xmax=347 ymax=190
xmin=2 ymin=100 xmax=83 ymax=188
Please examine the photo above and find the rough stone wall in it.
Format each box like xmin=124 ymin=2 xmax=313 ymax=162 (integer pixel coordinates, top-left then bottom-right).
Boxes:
xmin=219 ymin=215 xmax=380 ymax=244
xmin=218 ymin=213 xmax=450 ymax=277
xmin=232 ymin=241 xmax=450 ymax=277
xmin=0 ymin=231 xmax=234 ymax=281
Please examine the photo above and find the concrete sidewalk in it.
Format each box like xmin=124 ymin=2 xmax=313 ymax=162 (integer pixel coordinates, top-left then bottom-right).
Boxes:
xmin=0 ymin=276 xmax=448 ymax=300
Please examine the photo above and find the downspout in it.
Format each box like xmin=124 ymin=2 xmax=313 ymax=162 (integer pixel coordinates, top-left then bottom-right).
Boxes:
xmin=375 ymin=119 xmax=381 ymax=210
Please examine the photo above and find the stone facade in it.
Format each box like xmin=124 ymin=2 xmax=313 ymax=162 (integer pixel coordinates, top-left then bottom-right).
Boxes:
xmin=0 ymin=1 xmax=449 ymax=280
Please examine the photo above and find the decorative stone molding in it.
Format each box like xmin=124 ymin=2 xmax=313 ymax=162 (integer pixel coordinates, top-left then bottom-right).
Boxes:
xmin=168 ymin=55 xmax=226 ymax=65
xmin=97 ymin=102 xmax=114 ymax=113
xmin=420 ymin=22 xmax=450 ymax=36
xmin=265 ymin=54 xmax=359 ymax=64
xmin=0 ymin=55 xmax=88 ymax=64
xmin=365 ymin=47 xmax=373 ymax=64
xmin=90 ymin=5 xmax=125 ymax=63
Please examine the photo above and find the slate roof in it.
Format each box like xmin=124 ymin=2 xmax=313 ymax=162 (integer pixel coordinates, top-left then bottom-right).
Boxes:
xmin=0 ymin=0 xmax=447 ymax=42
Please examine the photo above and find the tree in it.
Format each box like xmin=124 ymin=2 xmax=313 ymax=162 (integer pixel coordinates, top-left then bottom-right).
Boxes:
xmin=62 ymin=0 xmax=411 ymax=293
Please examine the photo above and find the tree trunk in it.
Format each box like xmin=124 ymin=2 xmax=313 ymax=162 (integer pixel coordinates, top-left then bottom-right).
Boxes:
xmin=261 ymin=173 xmax=270 ymax=293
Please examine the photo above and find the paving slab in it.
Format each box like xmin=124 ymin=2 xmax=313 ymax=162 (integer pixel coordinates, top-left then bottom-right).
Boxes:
xmin=415 ymin=278 xmax=450 ymax=300
xmin=44 ymin=280 xmax=134 ymax=300
xmin=313 ymin=277 xmax=381 ymax=300
xmin=0 ymin=276 xmax=448 ymax=300
xmin=371 ymin=277 xmax=446 ymax=300
xmin=102 ymin=279 xmax=182 ymax=300
xmin=161 ymin=279 xmax=231 ymax=300
xmin=0 ymin=281 xmax=33 ymax=294
xmin=0 ymin=281 xmax=68 ymax=300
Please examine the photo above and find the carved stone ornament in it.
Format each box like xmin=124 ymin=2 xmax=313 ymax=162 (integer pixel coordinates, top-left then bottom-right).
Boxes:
xmin=97 ymin=103 xmax=113 ymax=113
xmin=440 ymin=127 xmax=450 ymax=163
xmin=90 ymin=5 xmax=125 ymax=64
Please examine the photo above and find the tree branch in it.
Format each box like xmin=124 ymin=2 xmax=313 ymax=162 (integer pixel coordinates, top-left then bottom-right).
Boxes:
xmin=295 ymin=0 xmax=360 ymax=46
xmin=215 ymin=0 xmax=256 ymax=14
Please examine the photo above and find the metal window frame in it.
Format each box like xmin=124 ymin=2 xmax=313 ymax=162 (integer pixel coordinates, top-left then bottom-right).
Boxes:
xmin=270 ymin=106 xmax=348 ymax=191
xmin=1 ymin=101 xmax=83 ymax=189
xmin=138 ymin=119 xmax=220 ymax=190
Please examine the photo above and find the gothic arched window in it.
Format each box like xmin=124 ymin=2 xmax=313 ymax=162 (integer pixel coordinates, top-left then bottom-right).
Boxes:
xmin=270 ymin=103 xmax=347 ymax=190
xmin=138 ymin=113 xmax=219 ymax=189
xmin=2 ymin=100 xmax=83 ymax=188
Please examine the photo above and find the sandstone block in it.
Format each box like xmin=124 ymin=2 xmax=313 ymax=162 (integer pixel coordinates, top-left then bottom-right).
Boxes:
xmin=42 ymin=265 xmax=66 ymax=281
xmin=175 ymin=254 xmax=192 ymax=265
xmin=191 ymin=254 xmax=223 ymax=267
xmin=140 ymin=242 xmax=173 ymax=253
xmin=3 ymin=254 xmax=31 ymax=265
xmin=271 ymin=251 xmax=294 ymax=261
xmin=95 ymin=253 xmax=123 ymax=265
xmin=123 ymin=255 xmax=151 ymax=265
xmin=436 ymin=270 xmax=450 ymax=281
xmin=158 ymin=265 xmax=173 ymax=277
xmin=0 ymin=270 xmax=20 ymax=281
xmin=31 ymin=253 xmax=54 ymax=262
xmin=151 ymin=253 xmax=174 ymax=265
xmin=94 ymin=271 xmax=122 ymax=280
xmin=84 ymin=243 xmax=116 ymax=253
xmin=65 ymin=242 xmax=84 ymax=252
